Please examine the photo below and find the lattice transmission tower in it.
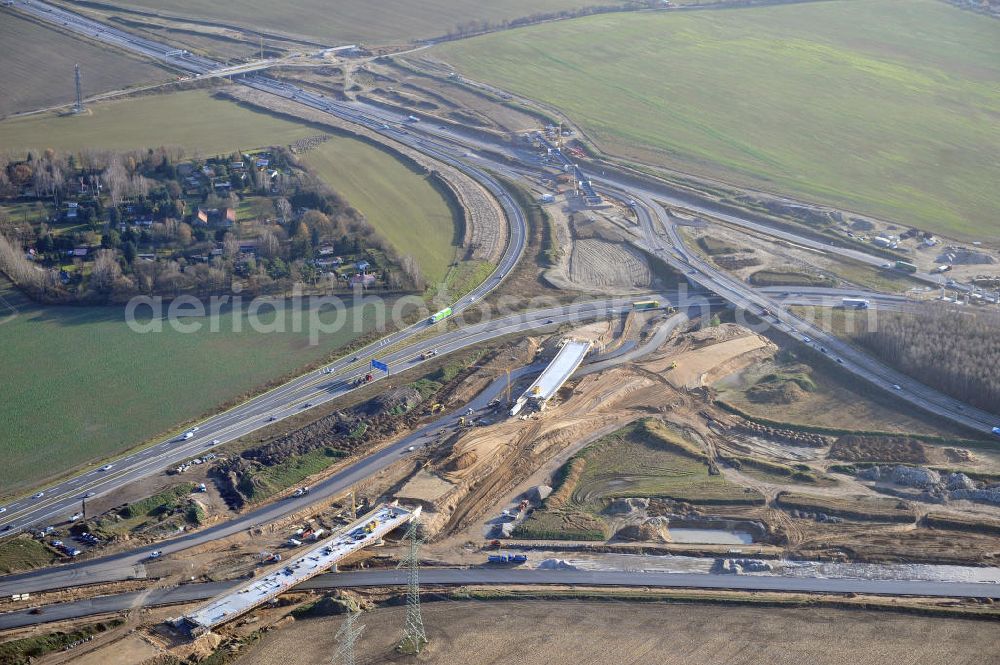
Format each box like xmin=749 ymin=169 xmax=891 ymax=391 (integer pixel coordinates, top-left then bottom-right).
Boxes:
xmin=397 ymin=517 xmax=427 ymax=654
xmin=332 ymin=611 xmax=365 ymax=665
xmin=74 ymin=64 xmax=85 ymax=114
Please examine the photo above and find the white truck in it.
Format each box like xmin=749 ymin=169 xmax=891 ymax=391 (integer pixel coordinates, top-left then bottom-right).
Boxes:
xmin=842 ymin=297 xmax=870 ymax=309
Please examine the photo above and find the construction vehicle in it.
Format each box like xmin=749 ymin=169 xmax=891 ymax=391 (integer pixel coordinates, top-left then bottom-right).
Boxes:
xmin=668 ymin=361 xmax=678 ymax=370
xmin=287 ymin=538 xmax=302 ymax=547
xmin=430 ymin=403 xmax=444 ymax=413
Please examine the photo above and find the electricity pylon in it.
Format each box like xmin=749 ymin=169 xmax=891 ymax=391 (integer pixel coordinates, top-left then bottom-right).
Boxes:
xmin=396 ymin=517 xmax=427 ymax=654
xmin=74 ymin=64 xmax=85 ymax=114
xmin=333 ymin=611 xmax=365 ymax=665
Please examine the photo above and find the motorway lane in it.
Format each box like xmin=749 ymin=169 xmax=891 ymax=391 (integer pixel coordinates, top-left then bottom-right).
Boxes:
xmin=4 ymin=565 xmax=999 ymax=630
xmin=0 ymin=3 xmax=532 ymax=533
xmin=631 ymin=201 xmax=999 ymax=435
xmin=0 ymin=298 xmax=688 ymax=594
xmin=0 ymin=295 xmax=652 ymax=533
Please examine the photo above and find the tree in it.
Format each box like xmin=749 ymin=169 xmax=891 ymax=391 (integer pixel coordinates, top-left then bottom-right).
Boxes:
xmin=258 ymin=229 xmax=279 ymax=259
xmin=275 ymin=197 xmax=292 ymax=223
xmin=102 ymin=229 xmax=121 ymax=250
xmin=176 ymin=222 xmax=193 ymax=246
xmin=222 ymin=232 xmax=240 ymax=260
xmin=90 ymin=249 xmax=122 ymax=294
xmin=122 ymin=241 xmax=138 ymax=264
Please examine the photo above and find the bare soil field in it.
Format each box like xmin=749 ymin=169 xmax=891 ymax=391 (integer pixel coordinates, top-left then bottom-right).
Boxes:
xmin=234 ymin=600 xmax=1000 ymax=665
xmin=0 ymin=13 xmax=168 ymax=117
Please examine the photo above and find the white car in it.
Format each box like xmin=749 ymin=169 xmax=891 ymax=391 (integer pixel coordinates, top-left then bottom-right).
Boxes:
xmin=211 ymin=439 xmax=220 ymax=445
xmin=70 ymin=512 xmax=83 ymax=521
xmin=406 ymin=446 xmax=416 ymax=452
xmin=0 ymin=506 xmax=6 ymax=514
xmin=84 ymin=492 xmax=96 ymax=498
xmin=892 ymin=384 xmax=902 ymax=391
xmin=33 ymin=492 xmax=44 ymax=499
xmin=147 ymin=551 xmax=162 ymax=560
xmin=100 ymin=464 xmax=114 ymax=472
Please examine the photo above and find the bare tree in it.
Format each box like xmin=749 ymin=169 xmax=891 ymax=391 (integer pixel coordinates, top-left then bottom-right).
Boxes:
xmin=90 ymin=249 xmax=121 ymax=293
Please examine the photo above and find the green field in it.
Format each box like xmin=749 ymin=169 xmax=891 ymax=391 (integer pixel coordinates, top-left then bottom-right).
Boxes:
xmin=99 ymin=0 xmax=629 ymax=44
xmin=437 ymin=0 xmax=1000 ymax=239
xmin=0 ymin=280 xmax=382 ymax=496
xmin=302 ymin=139 xmax=459 ymax=285
xmin=0 ymin=13 xmax=168 ymax=117
xmin=0 ymin=89 xmax=319 ymax=156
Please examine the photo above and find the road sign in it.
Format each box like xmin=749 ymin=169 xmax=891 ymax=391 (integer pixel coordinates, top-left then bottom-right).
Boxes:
xmin=371 ymin=359 xmax=389 ymax=374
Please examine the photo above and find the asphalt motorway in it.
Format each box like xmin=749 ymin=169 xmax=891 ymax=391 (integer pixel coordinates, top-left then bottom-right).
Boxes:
xmin=3 ymin=567 xmax=999 ymax=631
xmin=0 ymin=301 xmax=700 ymax=595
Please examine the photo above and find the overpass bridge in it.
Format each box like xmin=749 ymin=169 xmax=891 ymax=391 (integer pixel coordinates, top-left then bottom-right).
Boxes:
xmin=510 ymin=339 xmax=592 ymax=416
xmin=176 ymin=503 xmax=417 ymax=634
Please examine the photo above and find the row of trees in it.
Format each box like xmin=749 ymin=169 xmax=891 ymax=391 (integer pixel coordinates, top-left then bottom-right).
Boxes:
xmin=856 ymin=306 xmax=1000 ymax=417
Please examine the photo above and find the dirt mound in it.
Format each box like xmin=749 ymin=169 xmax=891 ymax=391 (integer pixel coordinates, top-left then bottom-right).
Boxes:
xmin=936 ymin=247 xmax=995 ymax=265
xmin=746 ymin=381 xmax=807 ymax=404
xmin=447 ymin=451 xmax=479 ymax=472
xmin=365 ymin=386 xmax=423 ymax=415
xmin=614 ymin=517 xmax=671 ymax=542
xmin=829 ymin=435 xmax=932 ymax=464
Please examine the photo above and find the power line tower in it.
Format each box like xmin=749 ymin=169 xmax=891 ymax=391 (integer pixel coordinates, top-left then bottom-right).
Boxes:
xmin=332 ymin=611 xmax=365 ymax=665
xmin=397 ymin=517 xmax=427 ymax=654
xmin=74 ymin=64 xmax=85 ymax=114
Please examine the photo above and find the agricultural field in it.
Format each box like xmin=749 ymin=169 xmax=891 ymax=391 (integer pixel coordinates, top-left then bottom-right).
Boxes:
xmin=0 ymin=89 xmax=320 ymax=156
xmin=235 ymin=600 xmax=999 ymax=665
xmin=94 ymin=0 xmax=632 ymax=44
xmin=302 ymin=138 xmax=459 ymax=285
xmin=0 ymin=13 xmax=169 ymax=117
xmin=0 ymin=279 xmax=382 ymax=495
xmin=436 ymin=0 xmax=1000 ymax=239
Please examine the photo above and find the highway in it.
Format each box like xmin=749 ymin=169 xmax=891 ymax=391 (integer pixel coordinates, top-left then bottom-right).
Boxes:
xmin=626 ymin=198 xmax=1000 ymax=436
xmin=3 ymin=0 xmax=998 ymax=607
xmin=0 ymin=305 xmax=694 ymax=595
xmin=0 ymin=294 xmax=675 ymax=535
xmin=3 ymin=566 xmax=999 ymax=631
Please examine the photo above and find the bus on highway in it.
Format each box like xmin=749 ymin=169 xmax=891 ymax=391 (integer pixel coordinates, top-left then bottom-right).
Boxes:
xmin=632 ymin=300 xmax=661 ymax=311
xmin=428 ymin=307 xmax=453 ymax=323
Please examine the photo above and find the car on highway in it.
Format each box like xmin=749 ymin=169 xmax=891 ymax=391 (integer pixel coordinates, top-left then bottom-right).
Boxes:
xmin=0 ymin=506 xmax=6 ymax=514
xmin=892 ymin=384 xmax=902 ymax=391
xmin=406 ymin=445 xmax=416 ymax=452
xmin=181 ymin=432 xmax=194 ymax=440
xmin=267 ymin=415 xmax=277 ymax=422
xmin=33 ymin=492 xmax=44 ymax=499
xmin=211 ymin=439 xmax=220 ymax=445
xmin=100 ymin=464 xmax=114 ymax=471
xmin=303 ymin=402 xmax=313 ymax=408
xmin=70 ymin=512 xmax=83 ymax=521
xmin=147 ymin=551 xmax=162 ymax=560
xmin=802 ymin=336 xmax=812 ymax=344
xmin=545 ymin=319 xmax=554 ymax=324
xmin=84 ymin=491 xmax=96 ymax=498
xmin=992 ymin=427 xmax=1000 ymax=438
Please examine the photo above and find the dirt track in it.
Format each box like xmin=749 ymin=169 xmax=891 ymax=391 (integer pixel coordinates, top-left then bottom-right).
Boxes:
xmin=234 ymin=600 xmax=1000 ymax=665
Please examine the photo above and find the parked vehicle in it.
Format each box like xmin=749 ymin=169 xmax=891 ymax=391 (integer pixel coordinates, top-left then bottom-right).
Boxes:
xmin=486 ymin=553 xmax=528 ymax=565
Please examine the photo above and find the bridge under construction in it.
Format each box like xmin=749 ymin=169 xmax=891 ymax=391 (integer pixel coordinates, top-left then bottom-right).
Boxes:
xmin=509 ymin=339 xmax=592 ymax=416
xmin=176 ymin=503 xmax=418 ymax=634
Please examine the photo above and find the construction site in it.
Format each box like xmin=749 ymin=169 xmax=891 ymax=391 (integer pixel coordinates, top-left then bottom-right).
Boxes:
xmin=3 ymin=3 xmax=1000 ymax=663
